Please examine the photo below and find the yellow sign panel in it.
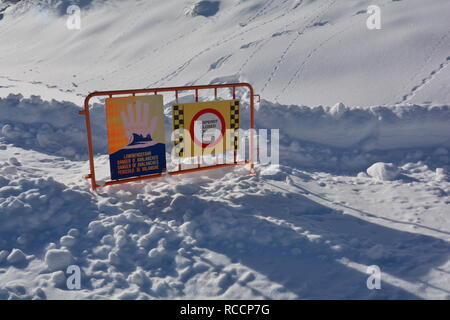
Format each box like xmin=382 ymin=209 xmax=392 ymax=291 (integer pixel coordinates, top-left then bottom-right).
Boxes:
xmin=106 ymin=95 xmax=166 ymax=180
xmin=172 ymin=99 xmax=240 ymax=158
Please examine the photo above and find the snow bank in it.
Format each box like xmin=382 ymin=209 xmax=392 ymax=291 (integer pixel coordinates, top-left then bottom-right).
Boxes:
xmin=1 ymin=93 xmax=449 ymax=171
xmin=257 ymin=101 xmax=450 ymax=150
xmin=256 ymin=101 xmax=450 ymax=170
xmin=0 ymin=94 xmax=107 ymax=159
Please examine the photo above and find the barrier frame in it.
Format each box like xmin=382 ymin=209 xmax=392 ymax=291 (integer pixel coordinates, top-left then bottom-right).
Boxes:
xmin=79 ymin=83 xmax=259 ymax=190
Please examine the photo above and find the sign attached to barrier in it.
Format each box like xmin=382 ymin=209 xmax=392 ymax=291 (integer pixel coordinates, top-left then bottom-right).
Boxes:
xmin=106 ymin=95 xmax=166 ymax=180
xmin=80 ymin=83 xmax=256 ymax=189
xmin=172 ymin=99 xmax=240 ymax=158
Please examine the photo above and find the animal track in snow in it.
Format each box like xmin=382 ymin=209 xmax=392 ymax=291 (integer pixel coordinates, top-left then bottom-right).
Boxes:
xmin=397 ymin=56 xmax=450 ymax=104
xmin=146 ymin=0 xmax=304 ymax=88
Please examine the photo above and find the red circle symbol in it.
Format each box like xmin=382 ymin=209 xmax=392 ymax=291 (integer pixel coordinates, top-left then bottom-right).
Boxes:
xmin=190 ymin=108 xmax=226 ymax=149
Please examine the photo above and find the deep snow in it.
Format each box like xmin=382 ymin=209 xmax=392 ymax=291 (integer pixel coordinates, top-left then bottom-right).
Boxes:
xmin=0 ymin=93 xmax=449 ymax=299
xmin=1 ymin=0 xmax=450 ymax=106
xmin=0 ymin=0 xmax=449 ymax=300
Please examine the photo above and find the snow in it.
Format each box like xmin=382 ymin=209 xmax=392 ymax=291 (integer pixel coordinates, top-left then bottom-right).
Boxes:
xmin=0 ymin=94 xmax=107 ymax=159
xmin=187 ymin=1 xmax=221 ymax=18
xmin=45 ymin=249 xmax=74 ymax=272
xmin=1 ymin=0 xmax=450 ymax=107
xmin=435 ymin=168 xmax=448 ymax=182
xmin=0 ymin=94 xmax=448 ymax=299
xmin=6 ymin=249 xmax=27 ymax=265
xmin=367 ymin=162 xmax=401 ymax=181
xmin=0 ymin=0 xmax=449 ymax=300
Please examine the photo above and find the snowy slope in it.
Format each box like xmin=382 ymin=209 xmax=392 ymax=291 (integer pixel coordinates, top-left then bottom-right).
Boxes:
xmin=0 ymin=0 xmax=450 ymax=300
xmin=0 ymin=0 xmax=450 ymax=106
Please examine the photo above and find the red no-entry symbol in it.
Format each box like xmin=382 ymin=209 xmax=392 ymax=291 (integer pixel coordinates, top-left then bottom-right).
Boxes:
xmin=190 ymin=108 xmax=226 ymax=149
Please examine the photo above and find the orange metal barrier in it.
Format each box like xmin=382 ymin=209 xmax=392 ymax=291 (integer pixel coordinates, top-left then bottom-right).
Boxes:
xmin=79 ymin=83 xmax=258 ymax=190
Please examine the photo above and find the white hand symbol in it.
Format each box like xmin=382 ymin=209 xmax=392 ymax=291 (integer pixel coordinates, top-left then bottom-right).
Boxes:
xmin=120 ymin=101 xmax=158 ymax=144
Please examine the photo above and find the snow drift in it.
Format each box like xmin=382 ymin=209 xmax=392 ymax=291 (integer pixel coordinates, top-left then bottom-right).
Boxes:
xmin=257 ymin=101 xmax=450 ymax=170
xmin=1 ymin=93 xmax=449 ymax=171
xmin=0 ymin=94 xmax=107 ymax=159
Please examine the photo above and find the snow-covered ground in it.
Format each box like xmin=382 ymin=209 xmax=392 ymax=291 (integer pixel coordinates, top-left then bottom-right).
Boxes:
xmin=1 ymin=0 xmax=450 ymax=107
xmin=0 ymin=0 xmax=449 ymax=300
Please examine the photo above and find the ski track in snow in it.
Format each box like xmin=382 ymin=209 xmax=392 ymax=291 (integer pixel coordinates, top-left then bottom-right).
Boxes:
xmin=75 ymin=2 xmax=151 ymax=80
xmin=88 ymin=0 xmax=250 ymax=87
xmin=275 ymin=0 xmax=397 ymax=101
xmin=289 ymin=179 xmax=450 ymax=239
xmin=275 ymin=6 xmax=373 ymax=101
xmin=200 ymin=0 xmax=295 ymax=81
xmin=191 ymin=54 xmax=233 ymax=84
xmin=146 ymin=0 xmax=307 ymax=88
xmin=260 ymin=0 xmax=337 ymax=94
xmin=235 ymin=0 xmax=309 ymax=76
xmin=239 ymin=0 xmax=276 ymax=27
xmin=76 ymin=0 xmax=248 ymax=86
xmin=276 ymin=23 xmax=349 ymax=101
xmin=50 ymin=0 xmax=327 ymax=89
xmin=237 ymin=39 xmax=266 ymax=75
xmin=77 ymin=12 xmax=215 ymax=86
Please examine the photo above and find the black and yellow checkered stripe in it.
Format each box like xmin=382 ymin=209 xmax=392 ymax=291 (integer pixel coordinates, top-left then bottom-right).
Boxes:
xmin=230 ymin=100 xmax=240 ymax=151
xmin=173 ymin=105 xmax=185 ymax=157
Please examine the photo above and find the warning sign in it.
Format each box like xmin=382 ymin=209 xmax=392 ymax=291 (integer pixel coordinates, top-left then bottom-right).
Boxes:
xmin=172 ymin=100 xmax=240 ymax=158
xmin=191 ymin=108 xmax=225 ymax=148
xmin=106 ymin=95 xmax=166 ymax=180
